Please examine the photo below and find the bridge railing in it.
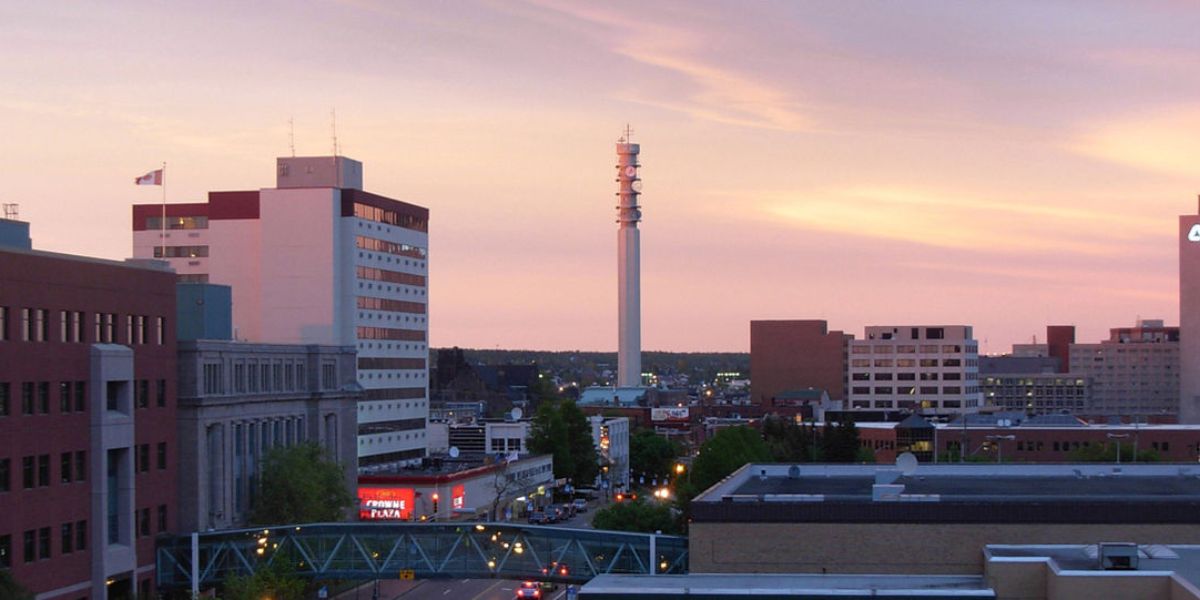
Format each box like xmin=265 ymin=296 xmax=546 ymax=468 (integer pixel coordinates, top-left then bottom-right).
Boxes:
xmin=156 ymin=522 xmax=688 ymax=591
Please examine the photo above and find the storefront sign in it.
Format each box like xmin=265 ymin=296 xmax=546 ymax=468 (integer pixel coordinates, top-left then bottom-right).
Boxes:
xmin=652 ymin=407 xmax=689 ymax=422
xmin=358 ymin=488 xmax=414 ymax=521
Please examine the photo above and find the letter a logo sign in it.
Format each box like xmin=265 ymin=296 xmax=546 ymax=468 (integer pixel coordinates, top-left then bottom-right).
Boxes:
xmin=1189 ymin=224 xmax=1200 ymax=242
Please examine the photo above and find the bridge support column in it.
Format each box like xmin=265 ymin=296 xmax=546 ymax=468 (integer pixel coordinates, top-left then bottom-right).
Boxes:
xmin=649 ymin=532 xmax=657 ymax=576
xmin=191 ymin=532 xmax=199 ymax=598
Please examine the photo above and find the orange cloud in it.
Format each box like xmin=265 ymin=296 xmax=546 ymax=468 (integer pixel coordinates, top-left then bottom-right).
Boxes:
xmin=1070 ymin=106 xmax=1200 ymax=178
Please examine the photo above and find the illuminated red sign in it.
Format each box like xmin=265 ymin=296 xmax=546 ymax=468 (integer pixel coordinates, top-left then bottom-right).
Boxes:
xmin=452 ymin=485 xmax=465 ymax=510
xmin=359 ymin=488 xmax=414 ymax=521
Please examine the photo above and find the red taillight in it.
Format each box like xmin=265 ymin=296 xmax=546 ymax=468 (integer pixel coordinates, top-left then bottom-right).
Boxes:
xmin=560 ymin=566 xmax=568 ymax=576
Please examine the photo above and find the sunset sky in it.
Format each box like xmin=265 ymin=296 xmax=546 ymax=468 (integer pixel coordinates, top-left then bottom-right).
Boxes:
xmin=3 ymin=1 xmax=1199 ymax=353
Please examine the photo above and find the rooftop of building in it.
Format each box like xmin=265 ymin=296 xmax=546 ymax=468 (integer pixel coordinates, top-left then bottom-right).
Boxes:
xmin=359 ymin=452 xmax=549 ymax=482
xmin=579 ymin=573 xmax=993 ymax=598
xmin=985 ymin=544 xmax=1200 ymax=593
xmin=578 ymin=386 xmax=651 ymax=406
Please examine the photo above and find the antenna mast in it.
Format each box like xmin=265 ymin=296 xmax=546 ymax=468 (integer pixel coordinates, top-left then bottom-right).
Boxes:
xmin=331 ymin=109 xmax=339 ymax=156
xmin=288 ymin=117 xmax=296 ymax=157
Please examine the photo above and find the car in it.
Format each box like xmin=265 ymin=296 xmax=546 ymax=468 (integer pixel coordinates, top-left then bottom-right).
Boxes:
xmin=527 ymin=511 xmax=548 ymax=525
xmin=559 ymin=503 xmax=576 ymax=518
xmin=572 ymin=498 xmax=588 ymax=513
xmin=515 ymin=581 xmax=542 ymax=599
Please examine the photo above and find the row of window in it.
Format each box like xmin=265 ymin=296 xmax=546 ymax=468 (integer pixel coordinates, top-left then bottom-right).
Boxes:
xmin=0 ymin=307 xmax=166 ymax=345
xmin=153 ymin=245 xmax=208 ymax=258
xmin=145 ymin=216 xmax=208 ymax=230
xmin=0 ymin=379 xmax=166 ymax=417
xmin=0 ymin=505 xmax=167 ymax=567
xmin=353 ymin=202 xmax=428 ymax=232
xmin=356 ymin=265 xmax=426 ymax=287
xmin=0 ymin=452 xmax=86 ymax=493
xmin=230 ymin=417 xmax=307 ymax=517
xmin=851 ymin=385 xmax=981 ymax=396
xmin=357 ymin=326 xmax=426 ymax=341
xmin=355 ymin=235 xmax=427 ymax=259
xmin=850 ymin=399 xmax=981 ymax=409
xmin=850 ymin=358 xmax=977 ymax=368
xmin=202 ymin=361 xmax=342 ymax=395
xmin=851 ymin=344 xmax=972 ymax=355
xmin=853 ymin=372 xmax=967 ymax=382
xmin=356 ymin=296 xmax=426 ymax=314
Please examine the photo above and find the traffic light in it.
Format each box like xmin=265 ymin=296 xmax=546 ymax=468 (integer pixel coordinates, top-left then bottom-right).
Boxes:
xmin=432 ymin=492 xmax=439 ymax=514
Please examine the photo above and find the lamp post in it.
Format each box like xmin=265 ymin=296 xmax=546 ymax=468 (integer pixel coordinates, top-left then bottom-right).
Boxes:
xmin=1107 ymin=433 xmax=1130 ymax=465
xmin=986 ymin=435 xmax=1015 ymax=463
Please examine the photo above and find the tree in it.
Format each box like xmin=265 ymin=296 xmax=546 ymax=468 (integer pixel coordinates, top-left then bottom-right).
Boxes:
xmin=690 ymin=426 xmax=773 ymax=493
xmin=249 ymin=443 xmax=353 ymax=526
xmin=761 ymin=416 xmax=815 ymax=462
xmin=592 ymin=497 xmax=681 ymax=535
xmin=0 ymin=570 xmax=33 ymax=600
xmin=630 ymin=429 xmax=680 ymax=481
xmin=528 ymin=399 xmax=598 ymax=485
xmin=222 ymin=561 xmax=306 ymax=600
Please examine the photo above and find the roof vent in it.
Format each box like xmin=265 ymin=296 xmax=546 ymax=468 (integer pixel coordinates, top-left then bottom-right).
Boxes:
xmin=1099 ymin=543 xmax=1139 ymax=571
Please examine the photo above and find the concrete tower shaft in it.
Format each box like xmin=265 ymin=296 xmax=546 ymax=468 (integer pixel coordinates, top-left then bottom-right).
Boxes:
xmin=616 ymin=140 xmax=642 ymax=388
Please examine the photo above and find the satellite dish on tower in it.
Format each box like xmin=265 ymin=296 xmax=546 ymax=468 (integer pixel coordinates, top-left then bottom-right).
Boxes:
xmin=896 ymin=452 xmax=919 ymax=476
xmin=449 ymin=446 xmax=460 ymax=459
xmin=511 ymin=407 xmax=523 ymax=421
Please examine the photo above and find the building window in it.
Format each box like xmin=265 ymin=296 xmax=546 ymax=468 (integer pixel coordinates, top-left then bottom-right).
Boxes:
xmin=156 ymin=379 xmax=166 ymax=407
xmin=22 ymin=530 xmax=34 ymax=563
xmin=138 ymin=508 xmax=150 ymax=537
xmin=38 ymin=527 xmax=50 ymax=559
xmin=21 ymin=382 xmax=33 ymax=415
xmin=74 ymin=381 xmax=86 ymax=412
xmin=59 ymin=310 xmax=67 ymax=342
xmin=0 ymin=533 xmax=10 ymax=569
xmin=75 ymin=451 xmax=86 ymax=482
xmin=104 ymin=313 xmax=114 ymax=343
xmin=38 ymin=382 xmax=49 ymax=414
xmin=0 ymin=382 xmax=8 ymax=417
xmin=72 ymin=311 xmax=83 ymax=342
xmin=153 ymin=245 xmax=209 ymax=258
xmin=157 ymin=504 xmax=167 ymax=532
xmin=75 ymin=520 xmax=86 ymax=551
xmin=138 ymin=444 xmax=150 ymax=473
xmin=0 ymin=306 xmax=7 ymax=341
xmin=157 ymin=442 xmax=167 ymax=470
xmin=61 ymin=522 xmax=73 ymax=554
xmin=136 ymin=380 xmax=149 ymax=409
xmin=37 ymin=454 xmax=49 ymax=487
xmin=61 ymin=452 xmax=72 ymax=483
xmin=156 ymin=316 xmax=165 ymax=345
xmin=20 ymin=308 xmax=30 ymax=341
xmin=59 ymin=381 xmax=71 ymax=412
xmin=0 ymin=458 xmax=9 ymax=493
xmin=321 ymin=363 xmax=336 ymax=389
xmin=125 ymin=315 xmax=132 ymax=344
xmin=203 ymin=364 xmax=224 ymax=395
xmin=22 ymin=456 xmax=33 ymax=489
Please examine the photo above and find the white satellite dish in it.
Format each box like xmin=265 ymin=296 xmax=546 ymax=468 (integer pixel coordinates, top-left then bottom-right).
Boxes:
xmin=511 ymin=407 xmax=523 ymax=420
xmin=449 ymin=446 xmax=460 ymax=458
xmin=896 ymin=452 xmax=919 ymax=476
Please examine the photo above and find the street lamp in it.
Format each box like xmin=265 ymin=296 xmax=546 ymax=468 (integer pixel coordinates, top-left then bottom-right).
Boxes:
xmin=985 ymin=435 xmax=1015 ymax=463
xmin=1107 ymin=433 xmax=1130 ymax=465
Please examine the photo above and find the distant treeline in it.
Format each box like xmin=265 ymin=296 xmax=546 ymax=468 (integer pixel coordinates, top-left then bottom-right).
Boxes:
xmin=433 ymin=348 xmax=750 ymax=384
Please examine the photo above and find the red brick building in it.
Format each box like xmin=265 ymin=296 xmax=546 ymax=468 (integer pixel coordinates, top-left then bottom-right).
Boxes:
xmin=750 ymin=320 xmax=850 ymax=405
xmin=1 ymin=229 xmax=178 ymax=600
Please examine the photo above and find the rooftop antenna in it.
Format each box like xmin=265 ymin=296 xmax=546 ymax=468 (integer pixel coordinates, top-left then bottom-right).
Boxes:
xmin=288 ymin=117 xmax=296 ymax=157
xmin=331 ymin=109 xmax=339 ymax=156
xmin=619 ymin=123 xmax=634 ymax=143
xmin=1 ymin=203 xmax=17 ymax=220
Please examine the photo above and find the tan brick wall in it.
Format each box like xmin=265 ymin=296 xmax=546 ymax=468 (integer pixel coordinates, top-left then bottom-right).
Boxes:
xmin=689 ymin=522 xmax=1200 ymax=574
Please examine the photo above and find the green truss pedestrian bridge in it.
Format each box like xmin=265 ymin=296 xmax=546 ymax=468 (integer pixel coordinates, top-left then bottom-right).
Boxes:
xmin=156 ymin=522 xmax=688 ymax=592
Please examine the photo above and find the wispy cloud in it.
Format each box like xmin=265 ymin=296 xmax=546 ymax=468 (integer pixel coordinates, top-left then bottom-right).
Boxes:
xmin=1069 ymin=106 xmax=1200 ymax=177
xmin=748 ymin=185 xmax=1160 ymax=256
xmin=517 ymin=0 xmax=812 ymax=131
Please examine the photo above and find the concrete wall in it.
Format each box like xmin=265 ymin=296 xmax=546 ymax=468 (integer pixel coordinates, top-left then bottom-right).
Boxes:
xmin=689 ymin=522 xmax=1200 ymax=575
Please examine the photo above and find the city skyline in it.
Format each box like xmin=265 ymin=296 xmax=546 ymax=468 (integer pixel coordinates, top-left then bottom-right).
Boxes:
xmin=3 ymin=1 xmax=1198 ymax=352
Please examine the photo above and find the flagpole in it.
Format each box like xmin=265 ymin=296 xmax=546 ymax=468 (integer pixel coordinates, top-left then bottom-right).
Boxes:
xmin=160 ymin=161 xmax=166 ymax=260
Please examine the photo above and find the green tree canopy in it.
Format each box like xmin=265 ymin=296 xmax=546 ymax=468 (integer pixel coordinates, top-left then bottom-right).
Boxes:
xmin=0 ymin=570 xmax=33 ymax=600
xmin=1068 ymin=441 xmax=1159 ymax=463
xmin=690 ymin=426 xmax=772 ymax=493
xmin=630 ymin=429 xmax=681 ymax=480
xmin=249 ymin=442 xmax=353 ymax=526
xmin=528 ymin=399 xmax=598 ymax=485
xmin=591 ymin=497 xmax=682 ymax=535
xmin=761 ymin=416 xmax=817 ymax=462
xmin=223 ymin=561 xmax=306 ymax=600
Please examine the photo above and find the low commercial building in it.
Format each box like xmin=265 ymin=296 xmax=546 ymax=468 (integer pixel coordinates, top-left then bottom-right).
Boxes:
xmin=847 ymin=325 xmax=982 ymax=417
xmin=357 ymin=454 xmax=554 ymax=522
xmin=690 ymin=463 xmax=1200 ymax=576
xmin=1069 ymin=319 xmax=1179 ymax=418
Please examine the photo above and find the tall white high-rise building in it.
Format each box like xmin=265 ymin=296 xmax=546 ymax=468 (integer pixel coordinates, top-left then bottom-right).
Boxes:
xmin=133 ymin=156 xmax=430 ymax=466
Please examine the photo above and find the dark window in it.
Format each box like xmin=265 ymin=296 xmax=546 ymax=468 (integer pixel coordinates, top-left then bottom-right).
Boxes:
xmin=23 ymin=530 xmax=34 ymax=563
xmin=75 ymin=451 xmax=86 ymax=482
xmin=0 ymin=382 xmax=9 ymax=417
xmin=0 ymin=533 xmax=10 ymax=568
xmin=156 ymin=379 xmax=166 ymax=407
xmin=37 ymin=454 xmax=49 ymax=487
xmin=38 ymin=382 xmax=49 ymax=414
xmin=61 ymin=522 xmax=73 ymax=554
xmin=926 ymin=327 xmax=945 ymax=339
xmin=136 ymin=380 xmax=148 ymax=409
xmin=59 ymin=381 xmax=71 ymax=412
xmin=139 ymin=507 xmax=150 ymax=537
xmin=157 ymin=504 xmax=167 ymax=532
xmin=138 ymin=444 xmax=149 ymax=473
xmin=22 ymin=456 xmax=34 ymax=488
xmin=157 ymin=442 xmax=167 ymax=470
xmin=1163 ymin=442 xmax=1171 ymax=452
xmin=61 ymin=452 xmax=72 ymax=483
xmin=74 ymin=381 xmax=86 ymax=412
xmin=21 ymin=382 xmax=33 ymax=415
xmin=75 ymin=520 xmax=86 ymax=551
xmin=0 ymin=458 xmax=8 ymax=492
xmin=0 ymin=306 xmax=7 ymax=341
xmin=38 ymin=527 xmax=50 ymax=559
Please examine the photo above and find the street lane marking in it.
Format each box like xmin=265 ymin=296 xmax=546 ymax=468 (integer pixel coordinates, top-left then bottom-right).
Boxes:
xmin=469 ymin=580 xmax=505 ymax=600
